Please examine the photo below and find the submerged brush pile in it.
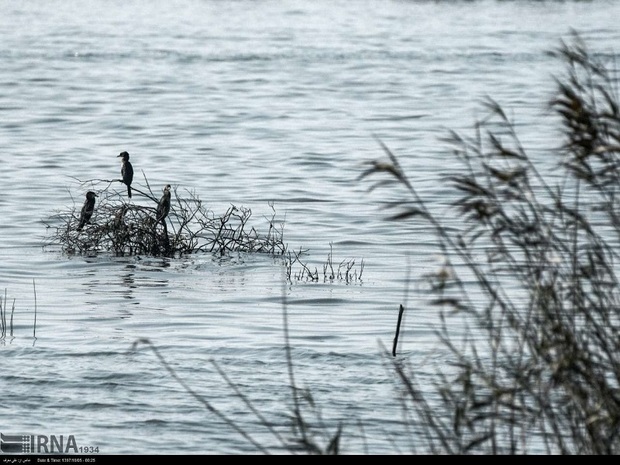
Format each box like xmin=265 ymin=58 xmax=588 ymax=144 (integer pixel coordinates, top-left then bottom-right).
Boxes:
xmin=44 ymin=167 xmax=365 ymax=283
xmin=47 ymin=183 xmax=287 ymax=258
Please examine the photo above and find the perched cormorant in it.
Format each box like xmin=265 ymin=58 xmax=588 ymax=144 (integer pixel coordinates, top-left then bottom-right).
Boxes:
xmin=117 ymin=151 xmax=134 ymax=198
xmin=77 ymin=191 xmax=97 ymax=231
xmin=156 ymin=184 xmax=172 ymax=223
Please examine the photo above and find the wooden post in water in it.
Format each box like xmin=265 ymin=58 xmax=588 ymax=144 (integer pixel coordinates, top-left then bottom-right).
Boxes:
xmin=392 ymin=304 xmax=405 ymax=357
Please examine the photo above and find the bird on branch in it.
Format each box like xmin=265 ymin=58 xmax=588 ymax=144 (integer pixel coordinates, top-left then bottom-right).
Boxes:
xmin=77 ymin=191 xmax=98 ymax=231
xmin=117 ymin=151 xmax=134 ymax=198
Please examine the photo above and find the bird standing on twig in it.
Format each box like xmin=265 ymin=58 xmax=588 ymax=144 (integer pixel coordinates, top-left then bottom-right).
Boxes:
xmin=77 ymin=191 xmax=98 ymax=231
xmin=156 ymin=184 xmax=172 ymax=223
xmin=117 ymin=151 xmax=134 ymax=198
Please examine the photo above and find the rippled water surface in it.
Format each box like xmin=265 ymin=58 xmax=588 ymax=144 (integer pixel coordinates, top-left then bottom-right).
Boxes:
xmin=1 ymin=0 xmax=619 ymax=455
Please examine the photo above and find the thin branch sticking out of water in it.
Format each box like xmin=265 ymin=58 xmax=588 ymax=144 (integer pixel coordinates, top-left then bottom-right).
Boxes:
xmin=0 ymin=285 xmax=38 ymax=344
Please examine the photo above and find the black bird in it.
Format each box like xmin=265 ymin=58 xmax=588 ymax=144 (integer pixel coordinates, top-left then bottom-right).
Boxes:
xmin=156 ymin=184 xmax=172 ymax=223
xmin=117 ymin=151 xmax=134 ymax=198
xmin=77 ymin=191 xmax=97 ymax=231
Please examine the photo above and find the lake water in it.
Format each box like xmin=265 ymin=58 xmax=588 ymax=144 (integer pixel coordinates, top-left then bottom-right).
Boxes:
xmin=1 ymin=0 xmax=619 ymax=455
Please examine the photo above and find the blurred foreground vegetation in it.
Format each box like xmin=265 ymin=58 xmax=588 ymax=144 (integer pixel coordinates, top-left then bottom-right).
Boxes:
xmin=359 ymin=33 xmax=620 ymax=454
